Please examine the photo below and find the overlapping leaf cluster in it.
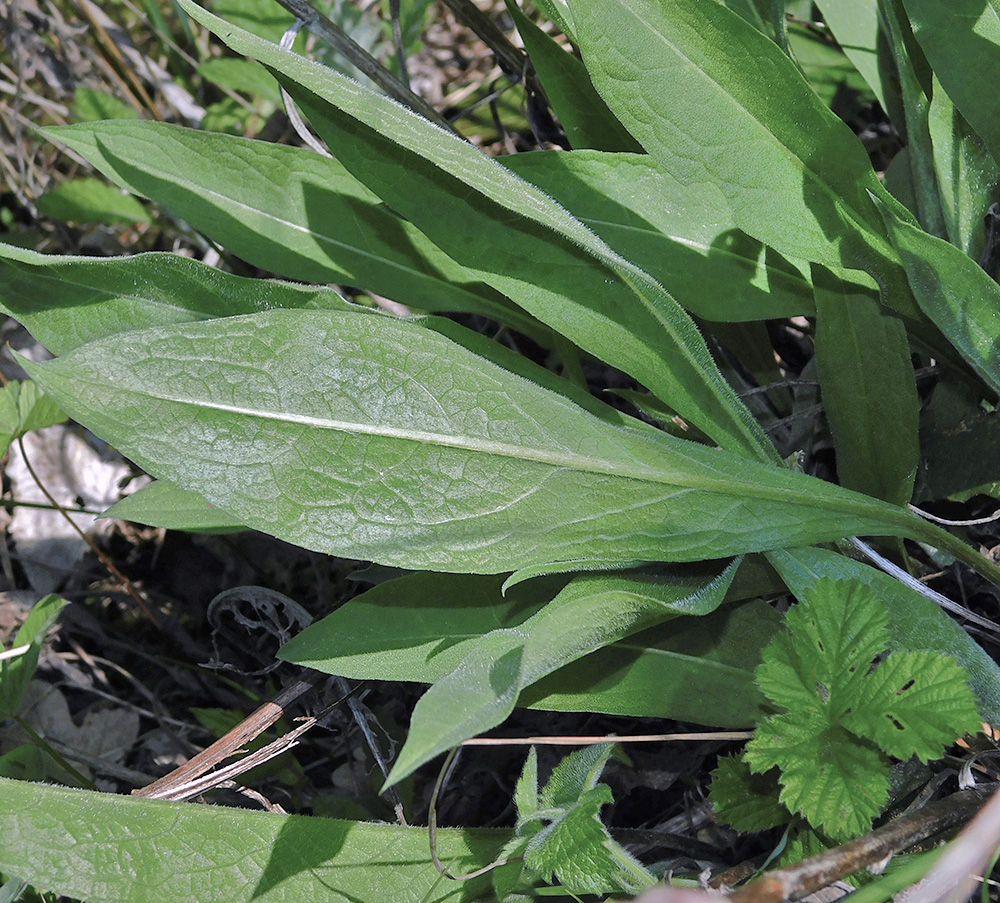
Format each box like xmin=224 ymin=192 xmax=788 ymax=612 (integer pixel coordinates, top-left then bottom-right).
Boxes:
xmin=3 ymin=0 xmax=1000 ymax=899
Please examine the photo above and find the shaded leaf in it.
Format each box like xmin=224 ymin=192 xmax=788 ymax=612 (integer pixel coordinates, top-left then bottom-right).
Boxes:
xmin=505 ymin=1 xmax=642 ymax=152
xmin=813 ymin=265 xmax=918 ymax=505
xmin=0 ymin=380 xmax=67 ymax=457
xmin=0 ymin=595 xmax=69 ymax=720
xmin=927 ymin=73 xmax=1000 ymax=258
xmin=875 ymin=194 xmax=1000 ymax=394
xmin=710 ymin=755 xmax=789 ymax=833
xmin=42 ymin=122 xmax=528 ymax=330
xmin=904 ymin=0 xmax=1000 ymax=167
xmin=813 ymin=0 xmax=887 ymax=110
xmin=389 ymin=562 xmax=739 ymax=785
xmin=35 ymin=178 xmax=151 ymax=227
xmin=0 ymin=776 xmax=503 ymax=902
xmin=104 ymin=480 xmax=247 ymax=533
xmin=566 ymin=0 xmax=916 ymax=317
xmin=503 ymin=150 xmax=866 ymax=322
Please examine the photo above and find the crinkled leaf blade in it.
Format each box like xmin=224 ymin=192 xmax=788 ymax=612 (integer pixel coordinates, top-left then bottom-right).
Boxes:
xmin=0 ymin=776 xmax=503 ymax=902
xmin=847 ymin=651 xmax=982 ymax=762
xmin=747 ymin=718 xmax=888 ymax=841
xmin=769 ymin=546 xmax=1000 ymax=725
xmin=24 ymin=309 xmax=931 ymax=576
xmin=181 ymin=0 xmax=776 ymax=461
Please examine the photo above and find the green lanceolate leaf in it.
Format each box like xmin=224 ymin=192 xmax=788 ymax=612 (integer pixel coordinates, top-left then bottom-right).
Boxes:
xmin=0 ymin=776 xmax=504 ymax=902
xmin=35 ymin=177 xmax=152 ymax=227
xmin=503 ymin=150 xmax=875 ymax=323
xmin=279 ymin=573 xmax=565 ymax=683
xmin=519 ymin=597 xmax=781 ymax=726
xmin=879 ymin=0 xmax=945 ymax=239
xmin=40 ymin=122 xmax=529 ymax=330
xmin=104 ymin=480 xmax=247 ymax=533
xmin=23 ymin=309 xmax=939 ymax=575
xmin=180 ymin=0 xmax=777 ymax=461
xmin=0 ymin=595 xmax=69 ymax=720
xmin=875 ymin=194 xmax=1000 ymax=394
xmin=281 ymin=573 xmax=778 ymax=726
xmin=0 ymin=242 xmax=354 ymax=356
xmin=903 ymin=0 xmax=1000 ymax=167
xmin=812 ymin=0 xmax=887 ymax=110
xmin=927 ymin=73 xmax=1000 ymax=259
xmin=388 ymin=562 xmax=739 ymax=785
xmin=813 ymin=265 xmax=918 ymax=505
xmin=505 ymin=1 xmax=643 ymax=152
xmin=566 ymin=0 xmax=919 ymax=318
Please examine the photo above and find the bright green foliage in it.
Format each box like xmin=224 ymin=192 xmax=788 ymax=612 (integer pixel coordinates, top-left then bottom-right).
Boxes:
xmin=738 ymin=580 xmax=982 ymax=840
xmin=497 ymin=745 xmax=654 ymax=896
xmin=35 ymin=178 xmax=152 ymax=227
xmin=0 ymin=777 xmax=503 ymax=902
xmin=0 ymin=595 xmax=69 ymax=720
xmin=9 ymin=0 xmax=1000 ymax=897
xmin=0 ymin=380 xmax=66 ymax=458
xmin=709 ymin=755 xmax=788 ymax=833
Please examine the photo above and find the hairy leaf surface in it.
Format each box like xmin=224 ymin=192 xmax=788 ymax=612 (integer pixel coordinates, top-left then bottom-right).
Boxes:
xmin=24 ymin=310 xmax=931 ymax=575
xmin=0 ymin=777 xmax=503 ymax=902
xmin=181 ymin=0 xmax=776 ymax=460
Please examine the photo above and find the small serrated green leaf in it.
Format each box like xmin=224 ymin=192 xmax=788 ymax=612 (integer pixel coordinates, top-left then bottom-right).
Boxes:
xmin=540 ymin=741 xmax=615 ymax=809
xmin=710 ymin=755 xmax=790 ymax=833
xmin=750 ymin=721 xmax=888 ymax=841
xmin=846 ymin=651 xmax=981 ymax=762
xmin=514 ymin=747 xmax=540 ymax=821
xmin=755 ymin=580 xmax=888 ymax=719
xmin=514 ymin=744 xmax=654 ymax=895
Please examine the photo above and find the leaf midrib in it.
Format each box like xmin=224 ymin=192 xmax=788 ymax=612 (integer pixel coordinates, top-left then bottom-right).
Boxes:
xmin=99 ymin=380 xmax=909 ymax=528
